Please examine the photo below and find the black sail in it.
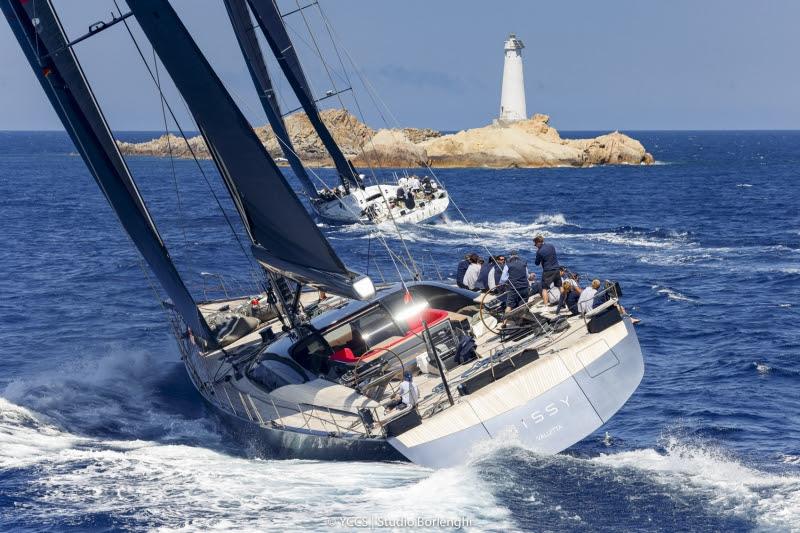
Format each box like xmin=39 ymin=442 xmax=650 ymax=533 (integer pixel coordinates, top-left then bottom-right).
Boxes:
xmin=127 ymin=0 xmax=373 ymax=300
xmin=0 ymin=0 xmax=215 ymax=347
xmin=222 ymin=0 xmax=319 ymax=200
xmin=246 ymin=0 xmax=361 ymax=191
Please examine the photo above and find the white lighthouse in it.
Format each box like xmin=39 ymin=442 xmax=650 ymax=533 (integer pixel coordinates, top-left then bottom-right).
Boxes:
xmin=499 ymin=33 xmax=527 ymax=123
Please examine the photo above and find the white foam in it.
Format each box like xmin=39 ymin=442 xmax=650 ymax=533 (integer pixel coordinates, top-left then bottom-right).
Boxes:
xmin=0 ymin=397 xmax=84 ymax=469
xmin=653 ymin=286 xmax=699 ymax=303
xmin=754 ymin=362 xmax=771 ymax=374
xmin=334 ymin=215 xmax=572 ymax=254
xmin=2 ymin=344 xmax=222 ymax=446
xmin=0 ymin=395 xmax=511 ymax=531
xmin=593 ymin=439 xmax=800 ymax=530
xmin=532 ymin=213 xmax=569 ymax=226
xmin=736 ymin=183 xmax=753 ymax=188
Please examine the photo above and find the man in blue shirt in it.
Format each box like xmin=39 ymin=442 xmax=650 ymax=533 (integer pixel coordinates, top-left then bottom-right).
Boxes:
xmin=455 ymin=254 xmax=472 ymax=289
xmin=534 ymin=235 xmax=561 ymax=305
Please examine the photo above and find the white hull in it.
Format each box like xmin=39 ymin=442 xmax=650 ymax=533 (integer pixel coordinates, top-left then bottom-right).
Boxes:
xmin=176 ymin=286 xmax=643 ymax=469
xmin=315 ymin=184 xmax=449 ymax=224
xmin=388 ymin=318 xmax=644 ymax=468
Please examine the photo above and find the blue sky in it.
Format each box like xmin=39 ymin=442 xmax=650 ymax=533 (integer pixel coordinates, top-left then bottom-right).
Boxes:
xmin=1 ymin=0 xmax=799 ymax=131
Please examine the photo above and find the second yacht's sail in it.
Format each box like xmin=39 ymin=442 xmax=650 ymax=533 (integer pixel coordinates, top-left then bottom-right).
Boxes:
xmin=246 ymin=0 xmax=361 ymax=192
xmin=223 ymin=0 xmax=319 ymax=200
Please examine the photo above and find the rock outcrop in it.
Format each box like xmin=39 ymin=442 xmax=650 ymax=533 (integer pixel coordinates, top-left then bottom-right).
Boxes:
xmin=420 ymin=114 xmax=654 ymax=167
xmin=117 ymin=109 xmax=654 ymax=168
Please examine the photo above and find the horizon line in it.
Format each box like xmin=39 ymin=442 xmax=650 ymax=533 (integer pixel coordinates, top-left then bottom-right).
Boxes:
xmin=2 ymin=127 xmax=800 ymax=134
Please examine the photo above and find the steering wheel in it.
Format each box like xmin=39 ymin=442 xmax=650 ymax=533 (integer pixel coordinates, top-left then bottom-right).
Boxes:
xmin=478 ymin=289 xmax=504 ymax=335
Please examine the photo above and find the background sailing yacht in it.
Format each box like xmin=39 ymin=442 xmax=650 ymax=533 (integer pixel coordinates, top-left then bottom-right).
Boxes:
xmin=223 ymin=0 xmax=450 ymax=225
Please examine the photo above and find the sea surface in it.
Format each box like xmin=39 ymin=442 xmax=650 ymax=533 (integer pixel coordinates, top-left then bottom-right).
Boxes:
xmin=0 ymin=130 xmax=799 ymax=532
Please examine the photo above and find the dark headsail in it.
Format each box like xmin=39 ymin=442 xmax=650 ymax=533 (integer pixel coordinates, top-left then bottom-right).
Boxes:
xmin=0 ymin=0 xmax=216 ymax=348
xmin=246 ymin=0 xmax=362 ymax=192
xmin=127 ymin=0 xmax=374 ymax=300
xmin=223 ymin=0 xmax=319 ymax=200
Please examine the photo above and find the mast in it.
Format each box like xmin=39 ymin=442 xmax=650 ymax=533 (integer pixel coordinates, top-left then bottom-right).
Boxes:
xmin=246 ymin=0 xmax=362 ymax=192
xmin=223 ymin=0 xmax=319 ymax=200
xmin=127 ymin=0 xmax=374 ymax=301
xmin=0 ymin=0 xmax=216 ymax=348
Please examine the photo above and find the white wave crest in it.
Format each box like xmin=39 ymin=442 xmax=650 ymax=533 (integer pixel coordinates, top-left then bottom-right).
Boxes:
xmin=2 ymin=344 xmax=221 ymax=446
xmin=593 ymin=439 xmax=800 ymax=531
xmin=0 ymin=397 xmax=85 ymax=469
xmin=0 ymin=396 xmax=512 ymax=531
xmin=653 ymin=285 xmax=699 ymax=303
xmin=754 ymin=362 xmax=771 ymax=374
xmin=532 ymin=213 xmax=569 ymax=226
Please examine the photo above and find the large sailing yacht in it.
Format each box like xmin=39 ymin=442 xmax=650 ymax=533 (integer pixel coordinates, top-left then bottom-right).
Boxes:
xmin=3 ymin=0 xmax=643 ymax=468
xmin=223 ymin=0 xmax=449 ymax=225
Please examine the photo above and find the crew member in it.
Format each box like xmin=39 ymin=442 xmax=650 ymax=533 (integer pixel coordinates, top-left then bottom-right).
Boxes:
xmin=578 ymin=279 xmax=601 ymax=314
xmin=487 ymin=255 xmax=507 ymax=291
xmin=504 ymin=250 xmax=531 ymax=314
xmin=455 ymin=254 xmax=471 ymax=289
xmin=475 ymin=256 xmax=495 ymax=292
xmin=534 ymin=235 xmax=560 ymax=305
xmin=385 ymin=371 xmax=419 ymax=413
xmin=555 ymin=281 xmax=581 ymax=316
xmin=462 ymin=253 xmax=482 ymax=290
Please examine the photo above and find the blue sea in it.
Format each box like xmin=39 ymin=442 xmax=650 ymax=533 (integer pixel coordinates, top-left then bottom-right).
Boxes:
xmin=0 ymin=130 xmax=798 ymax=532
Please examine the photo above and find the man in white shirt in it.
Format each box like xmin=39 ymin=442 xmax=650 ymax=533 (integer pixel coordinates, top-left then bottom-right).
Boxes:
xmin=547 ymin=283 xmax=560 ymax=306
xmin=385 ymin=372 xmax=419 ymax=412
xmin=462 ymin=254 xmax=482 ymax=290
xmin=408 ymin=175 xmax=421 ymax=192
xmin=487 ymin=256 xmax=508 ymax=291
xmin=578 ymin=279 xmax=601 ymax=314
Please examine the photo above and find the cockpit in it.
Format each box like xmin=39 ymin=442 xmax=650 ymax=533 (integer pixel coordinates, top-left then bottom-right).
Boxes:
xmin=278 ymin=284 xmax=477 ymax=397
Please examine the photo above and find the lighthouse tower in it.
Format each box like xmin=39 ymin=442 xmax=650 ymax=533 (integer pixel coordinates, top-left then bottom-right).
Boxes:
xmin=499 ymin=33 xmax=527 ymax=123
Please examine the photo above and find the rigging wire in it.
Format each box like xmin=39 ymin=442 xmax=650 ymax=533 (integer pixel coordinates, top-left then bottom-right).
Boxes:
xmin=284 ymin=6 xmax=421 ymax=278
xmin=213 ymin=22 xmax=416 ymax=284
xmin=152 ymin=47 xmax=188 ymax=247
xmin=311 ymin=4 xmax=549 ymax=326
xmin=316 ymin=6 xmax=506 ymax=264
xmin=113 ymin=1 xmax=260 ymax=285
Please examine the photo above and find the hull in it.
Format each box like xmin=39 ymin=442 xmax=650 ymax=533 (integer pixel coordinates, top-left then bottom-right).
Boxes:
xmin=387 ymin=318 xmax=644 ymax=468
xmin=211 ymin=403 xmax=407 ymax=462
xmin=316 ymin=184 xmax=449 ymax=224
xmin=178 ymin=295 xmax=643 ymax=468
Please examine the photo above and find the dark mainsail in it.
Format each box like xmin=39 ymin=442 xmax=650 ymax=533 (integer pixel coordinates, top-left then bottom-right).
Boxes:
xmin=1 ymin=0 xmax=215 ymax=347
xmin=246 ymin=0 xmax=362 ymax=192
xmin=127 ymin=0 xmax=373 ymax=300
xmin=222 ymin=0 xmax=319 ymax=200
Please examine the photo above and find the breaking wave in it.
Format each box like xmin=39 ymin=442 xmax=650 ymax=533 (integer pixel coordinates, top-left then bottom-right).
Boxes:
xmin=592 ymin=438 xmax=800 ymax=531
xmin=651 ymin=285 xmax=700 ymax=303
xmin=0 ymin=396 xmax=512 ymax=531
xmin=2 ymin=343 xmax=221 ymax=446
